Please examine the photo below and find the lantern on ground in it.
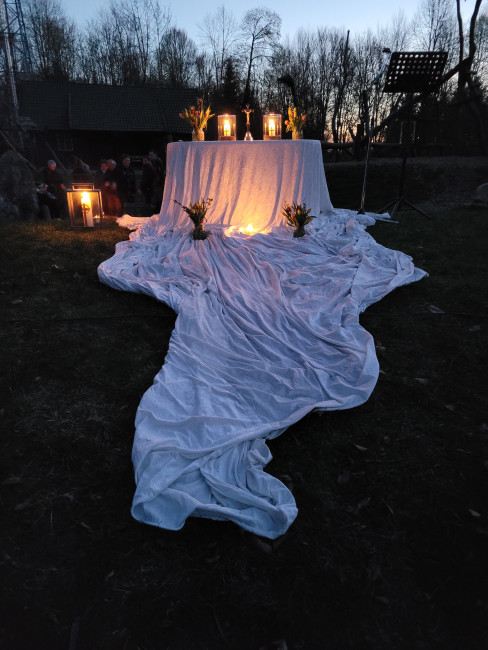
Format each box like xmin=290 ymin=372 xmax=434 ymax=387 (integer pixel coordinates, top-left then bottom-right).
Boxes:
xmin=218 ymin=114 xmax=237 ymax=141
xmin=263 ymin=114 xmax=282 ymax=140
xmin=67 ymin=184 xmax=103 ymax=228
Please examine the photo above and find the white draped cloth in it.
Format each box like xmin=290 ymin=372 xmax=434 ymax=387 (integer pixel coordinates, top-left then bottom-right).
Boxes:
xmin=99 ymin=140 xmax=426 ymax=539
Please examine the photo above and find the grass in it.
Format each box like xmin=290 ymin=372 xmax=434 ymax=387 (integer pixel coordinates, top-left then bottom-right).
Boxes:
xmin=1 ymin=172 xmax=488 ymax=649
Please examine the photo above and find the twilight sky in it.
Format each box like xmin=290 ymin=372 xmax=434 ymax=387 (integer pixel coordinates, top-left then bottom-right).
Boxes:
xmin=60 ymin=0 xmax=477 ymax=42
xmin=60 ymin=0 xmax=485 ymax=45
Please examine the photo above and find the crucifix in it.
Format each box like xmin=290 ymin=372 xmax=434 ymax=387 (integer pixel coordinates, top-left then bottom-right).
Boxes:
xmin=242 ymin=104 xmax=254 ymax=141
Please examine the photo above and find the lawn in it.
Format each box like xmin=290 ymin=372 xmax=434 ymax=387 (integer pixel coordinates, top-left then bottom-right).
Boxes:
xmin=1 ymin=168 xmax=487 ymax=649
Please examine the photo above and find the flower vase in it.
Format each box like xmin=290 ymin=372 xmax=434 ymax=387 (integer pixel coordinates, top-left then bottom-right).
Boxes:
xmin=292 ymin=130 xmax=303 ymax=140
xmin=293 ymin=224 xmax=306 ymax=238
xmin=192 ymin=219 xmax=208 ymax=240
xmin=192 ymin=128 xmax=205 ymax=142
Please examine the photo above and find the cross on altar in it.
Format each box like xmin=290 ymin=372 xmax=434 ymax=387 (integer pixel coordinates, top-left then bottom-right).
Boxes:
xmin=242 ymin=104 xmax=254 ymax=141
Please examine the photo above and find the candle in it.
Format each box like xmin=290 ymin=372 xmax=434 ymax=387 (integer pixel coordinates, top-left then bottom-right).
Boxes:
xmin=224 ymin=119 xmax=231 ymax=137
xmin=269 ymin=119 xmax=275 ymax=137
xmin=81 ymin=192 xmax=94 ymax=227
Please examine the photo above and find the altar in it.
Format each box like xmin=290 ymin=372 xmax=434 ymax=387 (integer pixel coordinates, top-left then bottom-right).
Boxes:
xmin=161 ymin=139 xmax=333 ymax=232
xmin=98 ymin=140 xmax=426 ymax=540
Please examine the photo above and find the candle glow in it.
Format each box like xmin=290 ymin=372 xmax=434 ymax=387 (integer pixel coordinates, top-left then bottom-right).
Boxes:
xmin=80 ymin=191 xmax=94 ymax=226
xmin=218 ymin=114 xmax=236 ymax=140
xmin=269 ymin=119 xmax=275 ymax=137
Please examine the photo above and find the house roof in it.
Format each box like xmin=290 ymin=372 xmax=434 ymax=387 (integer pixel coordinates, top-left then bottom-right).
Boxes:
xmin=16 ymin=81 xmax=196 ymax=134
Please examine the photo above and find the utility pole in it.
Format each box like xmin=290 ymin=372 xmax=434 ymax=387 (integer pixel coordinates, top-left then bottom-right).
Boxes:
xmin=0 ymin=0 xmax=32 ymax=146
xmin=0 ymin=0 xmax=32 ymax=78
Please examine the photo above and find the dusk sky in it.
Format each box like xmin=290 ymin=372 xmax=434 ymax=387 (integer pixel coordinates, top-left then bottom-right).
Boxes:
xmin=61 ymin=0 xmax=478 ymax=43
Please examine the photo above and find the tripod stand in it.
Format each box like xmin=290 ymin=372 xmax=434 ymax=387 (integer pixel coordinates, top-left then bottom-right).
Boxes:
xmin=379 ymin=51 xmax=447 ymax=219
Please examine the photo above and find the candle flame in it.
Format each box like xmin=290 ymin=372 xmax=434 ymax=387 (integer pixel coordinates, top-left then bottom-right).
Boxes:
xmin=81 ymin=192 xmax=91 ymax=206
xmin=224 ymin=119 xmax=231 ymax=137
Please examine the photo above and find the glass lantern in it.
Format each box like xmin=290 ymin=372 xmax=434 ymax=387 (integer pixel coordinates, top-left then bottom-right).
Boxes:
xmin=263 ymin=114 xmax=282 ymax=140
xmin=67 ymin=184 xmax=103 ymax=228
xmin=218 ymin=114 xmax=237 ymax=141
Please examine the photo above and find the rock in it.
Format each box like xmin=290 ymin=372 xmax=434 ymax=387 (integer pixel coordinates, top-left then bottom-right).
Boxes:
xmin=0 ymin=149 xmax=39 ymax=222
xmin=474 ymin=182 xmax=488 ymax=205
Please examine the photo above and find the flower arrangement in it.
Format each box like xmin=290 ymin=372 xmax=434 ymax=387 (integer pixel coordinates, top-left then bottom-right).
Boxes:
xmin=280 ymin=201 xmax=315 ymax=237
xmin=285 ymin=106 xmax=311 ymax=138
xmin=179 ymin=98 xmax=214 ymax=134
xmin=173 ymin=197 xmax=213 ymax=240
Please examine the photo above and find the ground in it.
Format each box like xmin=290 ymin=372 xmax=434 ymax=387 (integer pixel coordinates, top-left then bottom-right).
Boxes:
xmin=325 ymin=155 xmax=488 ymax=211
xmin=1 ymin=155 xmax=487 ymax=649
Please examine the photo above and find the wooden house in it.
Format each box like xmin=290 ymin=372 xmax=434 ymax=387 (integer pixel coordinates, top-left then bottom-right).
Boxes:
xmin=15 ymin=80 xmax=196 ymax=169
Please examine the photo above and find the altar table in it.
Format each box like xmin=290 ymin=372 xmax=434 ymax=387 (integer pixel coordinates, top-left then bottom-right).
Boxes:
xmin=160 ymin=140 xmax=333 ymax=232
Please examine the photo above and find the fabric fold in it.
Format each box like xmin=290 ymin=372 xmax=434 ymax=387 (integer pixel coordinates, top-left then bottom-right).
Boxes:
xmin=99 ymin=214 xmax=426 ymax=539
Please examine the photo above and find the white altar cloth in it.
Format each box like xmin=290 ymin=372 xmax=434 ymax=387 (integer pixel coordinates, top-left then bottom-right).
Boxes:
xmin=99 ymin=141 xmax=426 ymax=539
xmin=152 ymin=139 xmax=332 ymax=232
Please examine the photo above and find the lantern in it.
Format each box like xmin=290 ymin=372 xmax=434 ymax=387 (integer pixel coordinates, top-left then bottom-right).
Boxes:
xmin=67 ymin=184 xmax=103 ymax=228
xmin=218 ymin=114 xmax=237 ymax=141
xmin=263 ymin=114 xmax=282 ymax=140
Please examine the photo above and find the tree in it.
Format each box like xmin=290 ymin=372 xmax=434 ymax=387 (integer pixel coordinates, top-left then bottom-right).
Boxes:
xmin=78 ymin=0 xmax=168 ymax=86
xmin=454 ymin=0 xmax=487 ymax=151
xmin=194 ymin=51 xmax=214 ymax=100
xmin=472 ymin=8 xmax=488 ymax=91
xmin=220 ymin=57 xmax=241 ymax=108
xmin=240 ymin=7 xmax=281 ymax=104
xmin=199 ymin=6 xmax=239 ymax=91
xmin=155 ymin=27 xmax=197 ymax=88
xmin=331 ymin=29 xmax=353 ymax=144
xmin=25 ymin=0 xmax=79 ymax=80
xmin=310 ymin=28 xmax=344 ymax=140
xmin=413 ymin=0 xmax=457 ymax=52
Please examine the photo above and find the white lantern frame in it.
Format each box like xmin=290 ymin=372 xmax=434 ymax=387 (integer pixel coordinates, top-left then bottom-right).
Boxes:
xmin=263 ymin=114 xmax=282 ymax=140
xmin=67 ymin=184 xmax=104 ymax=228
xmin=218 ymin=114 xmax=237 ymax=141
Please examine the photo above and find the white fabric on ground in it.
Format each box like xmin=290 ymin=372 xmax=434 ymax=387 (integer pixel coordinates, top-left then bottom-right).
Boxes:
xmin=98 ymin=141 xmax=426 ymax=539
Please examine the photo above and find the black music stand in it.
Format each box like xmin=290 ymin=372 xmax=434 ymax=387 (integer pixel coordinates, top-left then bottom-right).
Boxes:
xmin=380 ymin=51 xmax=447 ymax=219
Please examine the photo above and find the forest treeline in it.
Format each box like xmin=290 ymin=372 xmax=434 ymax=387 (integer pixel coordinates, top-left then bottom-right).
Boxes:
xmin=15 ymin=0 xmax=488 ymax=148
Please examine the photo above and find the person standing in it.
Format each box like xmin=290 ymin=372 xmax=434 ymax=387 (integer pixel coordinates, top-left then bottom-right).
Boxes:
xmin=94 ymin=159 xmax=108 ymax=189
xmin=42 ymin=160 xmax=67 ymax=219
xmin=94 ymin=159 xmax=109 ymax=214
xmin=138 ymin=155 xmax=156 ymax=205
xmin=116 ymin=154 xmax=136 ymax=210
xmin=103 ymin=159 xmax=122 ymax=217
xmin=148 ymin=149 xmax=165 ymax=211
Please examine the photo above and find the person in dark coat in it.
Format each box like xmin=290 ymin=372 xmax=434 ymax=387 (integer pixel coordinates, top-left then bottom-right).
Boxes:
xmin=42 ymin=160 xmax=67 ymax=219
xmin=148 ymin=149 xmax=165 ymax=211
xmin=94 ymin=159 xmax=108 ymax=213
xmin=94 ymin=159 xmax=108 ymax=189
xmin=115 ymin=154 xmax=136 ymax=209
xmin=138 ymin=155 xmax=156 ymax=205
xmin=103 ymin=159 xmax=122 ymax=217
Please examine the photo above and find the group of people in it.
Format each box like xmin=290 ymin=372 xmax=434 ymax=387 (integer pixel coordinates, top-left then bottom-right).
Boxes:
xmin=94 ymin=151 xmax=165 ymax=217
xmin=38 ymin=151 xmax=166 ymax=220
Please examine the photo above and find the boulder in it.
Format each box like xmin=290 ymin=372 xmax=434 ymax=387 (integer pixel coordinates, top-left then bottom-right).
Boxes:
xmin=474 ymin=182 xmax=488 ymax=205
xmin=0 ymin=149 xmax=39 ymax=222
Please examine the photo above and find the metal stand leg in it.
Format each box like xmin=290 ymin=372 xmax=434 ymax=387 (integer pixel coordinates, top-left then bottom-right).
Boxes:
xmin=380 ymin=93 xmax=431 ymax=220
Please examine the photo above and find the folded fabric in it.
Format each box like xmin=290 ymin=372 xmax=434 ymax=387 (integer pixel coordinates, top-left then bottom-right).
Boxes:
xmin=98 ymin=211 xmax=426 ymax=539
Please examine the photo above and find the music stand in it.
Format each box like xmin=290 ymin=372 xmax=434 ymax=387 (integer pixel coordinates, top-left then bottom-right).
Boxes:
xmin=380 ymin=51 xmax=447 ymax=219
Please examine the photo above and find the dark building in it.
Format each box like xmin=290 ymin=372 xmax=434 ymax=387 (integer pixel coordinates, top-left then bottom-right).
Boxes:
xmin=15 ymin=80 xmax=196 ymax=168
